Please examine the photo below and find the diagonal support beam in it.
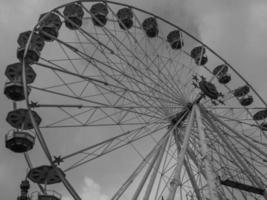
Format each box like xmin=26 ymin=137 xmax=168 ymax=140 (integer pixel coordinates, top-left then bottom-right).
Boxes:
xmin=173 ymin=130 xmax=202 ymax=200
xmin=167 ymin=106 xmax=195 ymax=200
xmin=132 ymin=134 xmax=170 ymax=200
xmin=143 ymin=134 xmax=169 ymax=200
xmin=201 ymin=106 xmax=267 ymax=200
xmin=111 ymin=133 xmax=169 ymax=200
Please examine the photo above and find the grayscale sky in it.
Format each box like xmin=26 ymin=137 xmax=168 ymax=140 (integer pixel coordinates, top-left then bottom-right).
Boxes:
xmin=1 ymin=0 xmax=267 ymax=200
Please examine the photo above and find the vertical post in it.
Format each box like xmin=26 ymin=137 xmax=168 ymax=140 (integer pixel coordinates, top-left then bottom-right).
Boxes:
xmin=195 ymin=105 xmax=219 ymax=200
xmin=167 ymin=106 xmax=195 ymax=200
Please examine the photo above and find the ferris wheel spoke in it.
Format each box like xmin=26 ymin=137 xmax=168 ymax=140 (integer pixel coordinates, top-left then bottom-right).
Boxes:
xmin=56 ymin=42 xmax=80 ymax=74
xmin=32 ymin=103 xmax=183 ymax=110
xmin=32 ymin=66 xmax=179 ymax=120
xmin=36 ymin=60 xmax=178 ymax=106
xmin=154 ymin=135 xmax=176 ymax=200
xmin=208 ymin=127 xmax=267 ymax=166
xmin=31 ymin=85 xmax=168 ymax=123
xmin=111 ymin=132 xmax=169 ymax=200
xmin=105 ymin=28 xmax=183 ymax=100
xmin=92 ymin=65 xmax=171 ymax=117
xmin=128 ymin=36 xmax=185 ymax=102
xmin=206 ymin=132 xmax=267 ymax=198
xmin=203 ymin=121 xmax=267 ymax=182
xmin=40 ymin=105 xmax=166 ymax=128
xmin=39 ymin=41 xmax=181 ymax=106
xmin=202 ymin=108 xmax=267 ymax=198
xmin=141 ymin=133 xmax=169 ymax=200
xmin=62 ymin=123 xmax=168 ymax=172
xmin=73 ymin=30 xmax=87 ymax=54
xmin=201 ymin=117 xmax=267 ymax=177
xmin=206 ymin=106 xmax=267 ymax=111
xmin=59 ymin=11 xmax=181 ymax=102
xmin=43 ymin=79 xmax=87 ymax=90
xmin=130 ymin=11 xmax=186 ymax=99
xmin=83 ymin=7 xmax=181 ymax=99
xmin=157 ymin=56 xmax=188 ymax=102
xmin=213 ymin=114 xmax=255 ymax=126
xmin=206 ymin=109 xmax=267 ymax=158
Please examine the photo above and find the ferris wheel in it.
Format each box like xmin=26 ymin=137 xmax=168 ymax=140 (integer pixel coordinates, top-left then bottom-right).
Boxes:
xmin=4 ymin=1 xmax=267 ymax=200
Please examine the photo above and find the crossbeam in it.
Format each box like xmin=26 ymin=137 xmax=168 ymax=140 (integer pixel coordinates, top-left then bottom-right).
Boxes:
xmin=220 ymin=178 xmax=264 ymax=195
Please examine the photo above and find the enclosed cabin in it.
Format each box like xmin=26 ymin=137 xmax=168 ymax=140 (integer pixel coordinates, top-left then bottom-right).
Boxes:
xmin=90 ymin=3 xmax=109 ymax=27
xmin=167 ymin=30 xmax=183 ymax=50
xmin=17 ymin=31 xmax=45 ymax=64
xmin=239 ymin=95 xmax=253 ymax=106
xmin=253 ymin=109 xmax=267 ymax=121
xmin=4 ymin=62 xmax=36 ymax=101
xmin=63 ymin=3 xmax=84 ymax=30
xmin=233 ymin=85 xmax=253 ymax=106
xmin=4 ymin=81 xmax=30 ymax=101
xmin=259 ymin=122 xmax=267 ymax=131
xmin=233 ymin=85 xmax=250 ymax=98
xmin=190 ymin=46 xmax=208 ymax=65
xmin=17 ymin=180 xmax=31 ymax=200
xmin=142 ymin=17 xmax=159 ymax=38
xmin=253 ymin=109 xmax=267 ymax=131
xmin=6 ymin=108 xmax=41 ymax=130
xmin=116 ymin=8 xmax=133 ymax=30
xmin=28 ymin=165 xmax=65 ymax=185
xmin=5 ymin=130 xmax=35 ymax=153
xmin=212 ymin=64 xmax=231 ymax=84
xmin=38 ymin=12 xmax=62 ymax=41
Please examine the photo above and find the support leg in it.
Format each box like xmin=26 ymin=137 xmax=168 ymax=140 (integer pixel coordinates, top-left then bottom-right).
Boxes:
xmin=195 ymin=105 xmax=219 ymax=200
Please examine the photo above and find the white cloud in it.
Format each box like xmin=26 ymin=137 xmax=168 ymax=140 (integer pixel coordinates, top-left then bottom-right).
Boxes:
xmin=63 ymin=177 xmax=108 ymax=200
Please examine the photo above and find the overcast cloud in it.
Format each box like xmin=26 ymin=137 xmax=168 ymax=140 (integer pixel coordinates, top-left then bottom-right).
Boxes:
xmin=1 ymin=0 xmax=267 ymax=200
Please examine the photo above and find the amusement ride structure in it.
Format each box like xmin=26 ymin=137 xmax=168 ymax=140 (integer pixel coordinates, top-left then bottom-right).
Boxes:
xmin=3 ymin=1 xmax=267 ymax=200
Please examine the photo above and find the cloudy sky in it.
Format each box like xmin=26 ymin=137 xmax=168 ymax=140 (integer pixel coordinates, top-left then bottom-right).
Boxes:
xmin=1 ymin=0 xmax=267 ymax=200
